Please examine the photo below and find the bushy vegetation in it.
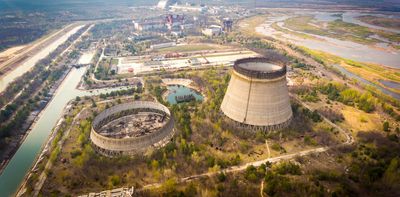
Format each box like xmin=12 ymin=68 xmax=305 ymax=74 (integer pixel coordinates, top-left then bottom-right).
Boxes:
xmin=348 ymin=132 xmax=400 ymax=194
xmin=319 ymin=82 xmax=376 ymax=113
xmin=0 ymin=25 xmax=91 ymax=158
xmin=98 ymin=88 xmax=138 ymax=99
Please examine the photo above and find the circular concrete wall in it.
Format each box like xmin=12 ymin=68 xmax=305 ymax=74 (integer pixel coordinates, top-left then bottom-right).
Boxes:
xmin=90 ymin=101 xmax=174 ymax=157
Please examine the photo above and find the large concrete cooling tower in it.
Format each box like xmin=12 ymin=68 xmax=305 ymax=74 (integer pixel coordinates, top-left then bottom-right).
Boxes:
xmin=220 ymin=57 xmax=292 ymax=131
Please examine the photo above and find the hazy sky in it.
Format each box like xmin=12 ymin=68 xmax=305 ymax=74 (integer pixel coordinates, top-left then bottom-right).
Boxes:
xmin=0 ymin=0 xmax=155 ymax=11
xmin=1 ymin=0 xmax=399 ymax=11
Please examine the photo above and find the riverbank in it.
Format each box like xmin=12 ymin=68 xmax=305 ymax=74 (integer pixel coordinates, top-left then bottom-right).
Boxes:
xmin=0 ymin=65 xmax=132 ymax=196
xmin=253 ymin=12 xmax=400 ymax=69
xmin=299 ymin=47 xmax=400 ymax=97
xmin=16 ymin=100 xmax=75 ymax=197
xmin=0 ymin=67 xmax=72 ymax=176
xmin=15 ymin=66 xmax=88 ymax=196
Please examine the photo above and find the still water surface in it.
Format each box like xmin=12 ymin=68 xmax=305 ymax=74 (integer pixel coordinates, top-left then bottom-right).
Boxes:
xmin=166 ymin=85 xmax=204 ymax=105
xmin=0 ymin=67 xmax=127 ymax=196
xmin=0 ymin=25 xmax=83 ymax=93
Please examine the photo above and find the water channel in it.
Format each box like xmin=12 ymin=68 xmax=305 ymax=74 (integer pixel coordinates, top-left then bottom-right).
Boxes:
xmin=0 ymin=67 xmax=128 ymax=196
xmin=0 ymin=25 xmax=83 ymax=93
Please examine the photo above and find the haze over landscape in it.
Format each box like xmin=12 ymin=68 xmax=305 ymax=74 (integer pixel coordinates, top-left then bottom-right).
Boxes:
xmin=0 ymin=0 xmax=399 ymax=196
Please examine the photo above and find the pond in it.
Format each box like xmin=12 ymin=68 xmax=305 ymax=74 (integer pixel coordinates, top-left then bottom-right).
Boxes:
xmin=166 ymin=85 xmax=204 ymax=105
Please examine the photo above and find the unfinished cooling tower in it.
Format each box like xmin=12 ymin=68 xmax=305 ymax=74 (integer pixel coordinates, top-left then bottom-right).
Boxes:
xmin=220 ymin=57 xmax=292 ymax=131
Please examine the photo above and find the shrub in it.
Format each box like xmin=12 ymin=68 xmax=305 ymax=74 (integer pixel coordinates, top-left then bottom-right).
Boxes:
xmin=383 ymin=121 xmax=390 ymax=132
xmin=273 ymin=162 xmax=302 ymax=175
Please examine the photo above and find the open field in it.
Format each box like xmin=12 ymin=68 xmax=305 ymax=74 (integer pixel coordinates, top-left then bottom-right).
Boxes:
xmin=237 ymin=15 xmax=268 ymax=37
xmin=340 ymin=106 xmax=382 ymax=132
xmin=271 ymin=21 xmax=317 ymax=40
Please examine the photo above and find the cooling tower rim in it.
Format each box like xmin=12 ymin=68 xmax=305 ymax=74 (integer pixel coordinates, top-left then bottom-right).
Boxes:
xmin=91 ymin=101 xmax=172 ymax=140
xmin=233 ymin=57 xmax=286 ymax=79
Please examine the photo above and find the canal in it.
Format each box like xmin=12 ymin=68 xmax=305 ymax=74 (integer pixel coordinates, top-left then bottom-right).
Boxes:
xmin=0 ymin=25 xmax=83 ymax=93
xmin=0 ymin=67 xmax=127 ymax=196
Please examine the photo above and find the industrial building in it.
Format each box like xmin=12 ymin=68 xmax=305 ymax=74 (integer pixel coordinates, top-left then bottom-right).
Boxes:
xmin=90 ymin=101 xmax=174 ymax=157
xmin=165 ymin=14 xmax=185 ymax=30
xmin=202 ymin=25 xmax=222 ymax=37
xmin=170 ymin=3 xmax=207 ymax=13
xmin=133 ymin=19 xmax=166 ymax=32
xmin=157 ymin=0 xmax=179 ymax=10
xmin=220 ymin=57 xmax=293 ymax=131
xmin=223 ymin=18 xmax=233 ymax=32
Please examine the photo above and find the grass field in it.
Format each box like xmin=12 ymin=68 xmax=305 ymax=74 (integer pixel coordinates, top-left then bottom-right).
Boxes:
xmin=282 ymin=16 xmax=329 ymax=36
xmin=271 ymin=21 xmax=317 ymax=40
xmin=237 ymin=15 xmax=268 ymax=37
xmin=340 ymin=106 xmax=382 ymax=133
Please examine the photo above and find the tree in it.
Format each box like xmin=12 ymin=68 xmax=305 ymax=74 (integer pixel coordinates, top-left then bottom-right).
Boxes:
xmin=383 ymin=121 xmax=390 ymax=132
xmin=162 ymin=178 xmax=177 ymax=194
xmin=108 ymin=175 xmax=121 ymax=188
xmin=151 ymin=160 xmax=159 ymax=170
xmin=217 ymin=172 xmax=227 ymax=182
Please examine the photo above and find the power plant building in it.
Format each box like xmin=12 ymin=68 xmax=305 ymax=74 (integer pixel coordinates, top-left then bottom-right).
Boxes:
xmin=220 ymin=57 xmax=292 ymax=131
xmin=157 ymin=0 xmax=179 ymax=10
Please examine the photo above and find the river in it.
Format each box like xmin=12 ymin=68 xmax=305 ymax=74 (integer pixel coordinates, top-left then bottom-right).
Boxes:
xmin=0 ymin=67 xmax=128 ymax=196
xmin=254 ymin=11 xmax=400 ymax=99
xmin=0 ymin=25 xmax=84 ymax=93
xmin=331 ymin=64 xmax=400 ymax=100
xmin=342 ymin=12 xmax=400 ymax=34
xmin=256 ymin=13 xmax=400 ymax=69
